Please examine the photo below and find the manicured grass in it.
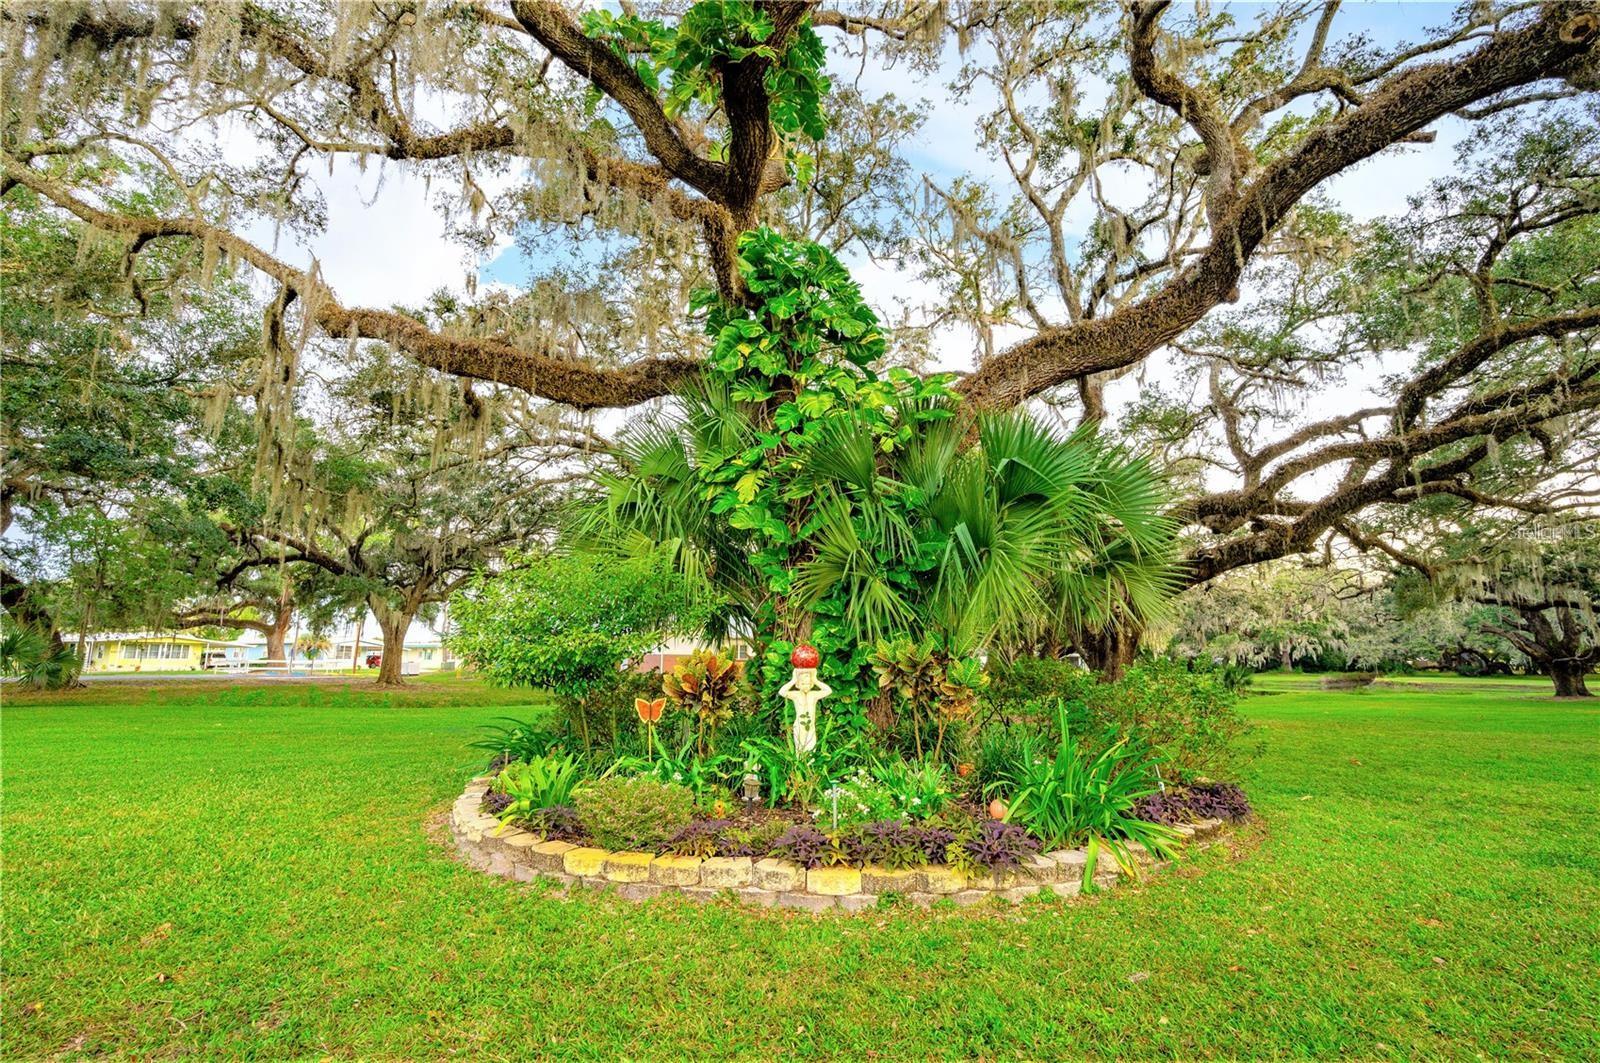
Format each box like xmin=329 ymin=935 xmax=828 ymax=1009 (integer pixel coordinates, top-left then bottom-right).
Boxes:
xmin=3 ymin=678 xmax=1597 ymax=1059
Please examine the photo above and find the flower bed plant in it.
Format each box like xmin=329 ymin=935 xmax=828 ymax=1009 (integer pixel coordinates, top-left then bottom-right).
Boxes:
xmin=470 ymin=683 xmax=1245 ymax=888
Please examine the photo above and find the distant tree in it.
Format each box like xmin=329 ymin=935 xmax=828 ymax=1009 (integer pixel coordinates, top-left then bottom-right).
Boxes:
xmin=1 ymin=182 xmax=258 ymax=645
xmin=1454 ymin=526 xmax=1598 ymax=697
xmin=1167 ymin=563 xmax=1369 ymax=671
xmin=221 ymin=350 xmax=574 ymax=686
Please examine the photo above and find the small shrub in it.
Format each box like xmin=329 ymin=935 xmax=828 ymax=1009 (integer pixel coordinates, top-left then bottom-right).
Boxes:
xmin=1095 ymin=658 xmax=1258 ymax=783
xmin=574 ymin=776 xmax=696 ymax=851
xmin=957 ymin=820 xmax=1040 ymax=870
xmin=523 ymin=805 xmax=582 ymax=840
xmin=985 ymin=657 xmax=1259 ymax=784
xmin=716 ymin=819 xmax=788 ymax=857
xmin=1135 ymin=782 xmax=1252 ymax=824
xmin=770 ymin=824 xmax=831 ymax=869
xmin=481 ymin=791 xmax=513 ymax=817
xmin=987 ymin=657 xmax=1096 ymax=720
xmin=848 ymin=819 xmax=928 ymax=870
xmin=665 ymin=818 xmax=733 ymax=858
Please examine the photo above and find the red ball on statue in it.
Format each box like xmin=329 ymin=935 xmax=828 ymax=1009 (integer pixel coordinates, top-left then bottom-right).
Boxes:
xmin=791 ymin=644 xmax=820 ymax=669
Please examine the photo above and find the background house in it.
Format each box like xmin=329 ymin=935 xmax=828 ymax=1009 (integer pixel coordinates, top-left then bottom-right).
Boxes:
xmin=81 ymin=632 xmax=253 ymax=673
xmin=635 ymin=636 xmax=753 ymax=673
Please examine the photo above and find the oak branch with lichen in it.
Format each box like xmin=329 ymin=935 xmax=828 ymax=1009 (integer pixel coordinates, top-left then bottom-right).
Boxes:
xmin=3 ymin=1 xmax=1594 ymax=413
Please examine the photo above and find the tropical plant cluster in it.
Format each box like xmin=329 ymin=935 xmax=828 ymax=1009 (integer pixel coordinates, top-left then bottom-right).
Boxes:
xmin=469 ymin=638 xmax=1260 ymax=886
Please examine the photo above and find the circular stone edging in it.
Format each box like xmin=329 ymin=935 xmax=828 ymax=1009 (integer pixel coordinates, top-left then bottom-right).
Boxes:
xmin=448 ymin=776 xmax=1225 ymax=913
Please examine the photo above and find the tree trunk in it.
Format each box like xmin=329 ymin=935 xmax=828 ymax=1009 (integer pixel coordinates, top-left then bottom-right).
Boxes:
xmin=1079 ymin=621 xmax=1143 ymax=683
xmin=1281 ymin=645 xmax=1293 ymax=672
xmin=371 ymin=598 xmax=413 ymax=687
xmin=264 ymin=602 xmax=292 ymax=663
xmin=1550 ymin=659 xmax=1593 ymax=698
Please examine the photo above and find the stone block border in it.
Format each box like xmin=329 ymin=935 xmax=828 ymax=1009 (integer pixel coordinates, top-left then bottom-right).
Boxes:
xmin=448 ymin=777 xmax=1226 ymax=912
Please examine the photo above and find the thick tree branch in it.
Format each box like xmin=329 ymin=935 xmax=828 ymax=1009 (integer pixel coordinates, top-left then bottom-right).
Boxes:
xmin=957 ymin=3 xmax=1598 ymax=410
xmin=508 ymin=0 xmax=727 ymax=199
xmin=3 ymin=155 xmax=698 ymax=409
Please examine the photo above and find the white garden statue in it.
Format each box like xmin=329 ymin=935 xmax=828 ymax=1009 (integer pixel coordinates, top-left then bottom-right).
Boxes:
xmin=778 ymin=643 xmax=832 ymax=756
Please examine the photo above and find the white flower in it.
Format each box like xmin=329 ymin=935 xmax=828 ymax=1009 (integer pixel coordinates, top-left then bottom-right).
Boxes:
xmin=672 ymin=771 xmax=683 ymax=782
xmin=911 ymin=797 xmax=922 ymax=806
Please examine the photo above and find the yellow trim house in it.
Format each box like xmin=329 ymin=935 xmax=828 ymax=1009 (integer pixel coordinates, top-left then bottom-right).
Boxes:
xmin=83 ymin=632 xmax=251 ymax=673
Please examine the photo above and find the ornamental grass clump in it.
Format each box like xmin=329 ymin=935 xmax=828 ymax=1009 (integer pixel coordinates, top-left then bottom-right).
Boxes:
xmin=491 ymin=753 xmax=586 ymax=830
xmin=992 ymin=703 xmax=1178 ymax=879
xmin=574 ymin=776 xmax=696 ymax=851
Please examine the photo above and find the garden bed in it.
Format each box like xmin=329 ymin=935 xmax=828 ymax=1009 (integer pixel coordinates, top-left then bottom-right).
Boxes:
xmin=448 ymin=776 xmax=1230 ymax=912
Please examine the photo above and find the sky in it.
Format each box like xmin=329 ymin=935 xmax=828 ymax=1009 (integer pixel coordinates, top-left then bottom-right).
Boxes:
xmin=249 ymin=2 xmax=1474 ymax=428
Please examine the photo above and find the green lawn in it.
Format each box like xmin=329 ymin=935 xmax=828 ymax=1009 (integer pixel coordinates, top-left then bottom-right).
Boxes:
xmin=3 ymin=677 xmax=1597 ymax=1059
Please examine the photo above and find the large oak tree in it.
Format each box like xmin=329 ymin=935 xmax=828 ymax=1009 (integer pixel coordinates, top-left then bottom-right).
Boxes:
xmin=5 ymin=1 xmax=1598 ymax=665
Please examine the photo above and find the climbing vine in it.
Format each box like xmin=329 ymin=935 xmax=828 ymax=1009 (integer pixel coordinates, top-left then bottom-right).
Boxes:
xmin=684 ymin=228 xmax=956 ymax=731
xmin=582 ymin=0 xmax=828 ymax=174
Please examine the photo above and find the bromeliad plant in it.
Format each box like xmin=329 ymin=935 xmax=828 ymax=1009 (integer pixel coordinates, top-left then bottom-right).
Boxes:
xmin=991 ymin=703 xmax=1179 ymax=887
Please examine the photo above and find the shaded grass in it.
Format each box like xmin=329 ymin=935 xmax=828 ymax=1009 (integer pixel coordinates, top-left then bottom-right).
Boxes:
xmin=2 ymin=679 xmax=1597 ymax=1059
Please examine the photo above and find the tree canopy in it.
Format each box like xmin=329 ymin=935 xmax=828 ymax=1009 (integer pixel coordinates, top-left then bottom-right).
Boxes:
xmin=4 ymin=1 xmax=1599 ymax=683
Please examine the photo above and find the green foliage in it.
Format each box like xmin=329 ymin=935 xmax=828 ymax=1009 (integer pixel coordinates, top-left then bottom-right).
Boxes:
xmin=608 ymin=737 xmax=735 ymax=806
xmin=491 ymin=754 xmax=586 ymax=827
xmin=974 ymin=720 xmax=1053 ymax=800
xmin=573 ymin=776 xmax=697 ymax=852
xmin=739 ymin=713 xmax=863 ymax=808
xmin=990 ymin=705 xmax=1178 ymax=880
xmin=867 ymin=755 xmax=952 ymax=821
xmin=589 ymin=228 xmax=1177 ymax=737
xmin=582 ymin=1 xmax=830 ymax=160
xmin=450 ymin=551 xmax=692 ymax=749
xmin=819 ymin=766 xmax=900 ymax=828
xmin=986 ymin=657 xmax=1257 ymax=785
xmin=468 ymin=715 xmax=569 ymax=767
xmin=987 ymin=657 xmax=1097 ymax=719
xmin=0 ymin=626 xmax=81 ymax=690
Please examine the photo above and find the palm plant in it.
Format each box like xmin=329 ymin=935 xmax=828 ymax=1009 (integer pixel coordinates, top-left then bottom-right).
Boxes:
xmin=585 ymin=392 xmax=1176 ymax=666
xmin=581 ymin=377 xmax=765 ymax=632
xmin=1 ymin=626 xmax=81 ymax=690
xmin=777 ymin=404 xmax=1178 ymax=656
